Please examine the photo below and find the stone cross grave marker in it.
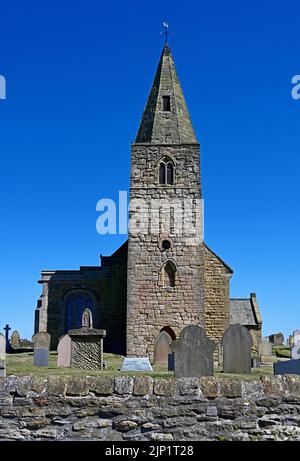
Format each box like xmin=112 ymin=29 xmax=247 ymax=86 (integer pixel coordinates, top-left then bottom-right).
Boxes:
xmin=0 ymin=333 xmax=6 ymax=377
xmin=57 ymin=334 xmax=72 ymax=367
xmin=10 ymin=331 xmax=20 ymax=349
xmin=154 ymin=330 xmax=172 ymax=363
xmin=222 ymin=324 xmax=253 ymax=374
xmin=32 ymin=331 xmax=51 ymax=366
xmin=3 ymin=324 xmax=11 ymax=353
xmin=172 ymin=325 xmax=216 ymax=378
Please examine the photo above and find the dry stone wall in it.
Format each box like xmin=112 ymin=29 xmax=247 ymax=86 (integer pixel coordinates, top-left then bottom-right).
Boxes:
xmin=1 ymin=375 xmax=300 ymax=441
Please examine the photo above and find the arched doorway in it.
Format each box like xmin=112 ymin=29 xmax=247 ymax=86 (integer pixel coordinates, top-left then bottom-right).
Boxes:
xmin=160 ymin=326 xmax=176 ymax=340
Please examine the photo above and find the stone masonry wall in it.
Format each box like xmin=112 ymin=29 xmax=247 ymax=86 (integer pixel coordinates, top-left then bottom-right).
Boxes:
xmin=203 ymin=245 xmax=232 ymax=344
xmin=127 ymin=144 xmax=205 ymax=359
xmin=36 ymin=243 xmax=127 ymax=355
xmin=1 ymin=375 xmax=300 ymax=441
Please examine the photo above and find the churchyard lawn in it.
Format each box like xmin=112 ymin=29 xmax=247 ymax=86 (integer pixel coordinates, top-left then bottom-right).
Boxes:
xmin=5 ymin=351 xmax=273 ymax=380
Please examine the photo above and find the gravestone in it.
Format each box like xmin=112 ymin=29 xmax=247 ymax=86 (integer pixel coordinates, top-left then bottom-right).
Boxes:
xmin=293 ymin=330 xmax=300 ymax=344
xmin=82 ymin=309 xmax=93 ymax=328
xmin=291 ymin=344 xmax=300 ymax=360
xmin=32 ymin=331 xmax=51 ymax=366
xmin=0 ymin=333 xmax=6 ymax=377
xmin=268 ymin=333 xmax=284 ymax=346
xmin=289 ymin=335 xmax=295 ymax=347
xmin=57 ymin=334 xmax=71 ymax=367
xmin=120 ymin=357 xmax=153 ymax=372
xmin=154 ymin=331 xmax=172 ymax=363
xmin=172 ymin=325 xmax=216 ymax=378
xmin=258 ymin=340 xmax=272 ymax=357
xmin=68 ymin=328 xmax=106 ymax=370
xmin=3 ymin=324 xmax=11 ymax=353
xmin=274 ymin=359 xmax=300 ymax=375
xmin=222 ymin=324 xmax=253 ymax=374
xmin=10 ymin=330 xmax=20 ymax=349
xmin=251 ymin=357 xmax=261 ymax=368
xmin=168 ymin=352 xmax=174 ymax=371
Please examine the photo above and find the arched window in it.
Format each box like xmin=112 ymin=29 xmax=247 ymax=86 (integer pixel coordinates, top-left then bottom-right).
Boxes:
xmin=65 ymin=292 xmax=95 ymax=331
xmin=159 ymin=156 xmax=175 ymax=185
xmin=166 ymin=162 xmax=173 ymax=185
xmin=163 ymin=261 xmax=176 ymax=288
xmin=159 ymin=162 xmax=166 ymax=185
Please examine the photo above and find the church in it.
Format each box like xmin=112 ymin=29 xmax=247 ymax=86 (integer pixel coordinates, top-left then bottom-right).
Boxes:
xmin=34 ymin=42 xmax=262 ymax=359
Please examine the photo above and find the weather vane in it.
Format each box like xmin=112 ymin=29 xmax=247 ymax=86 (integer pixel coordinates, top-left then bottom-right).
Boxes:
xmin=161 ymin=22 xmax=172 ymax=44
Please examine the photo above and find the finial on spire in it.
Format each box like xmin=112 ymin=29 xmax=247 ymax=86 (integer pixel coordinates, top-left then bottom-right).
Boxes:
xmin=161 ymin=22 xmax=171 ymax=44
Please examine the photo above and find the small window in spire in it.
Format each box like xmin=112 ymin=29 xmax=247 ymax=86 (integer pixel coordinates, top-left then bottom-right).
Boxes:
xmin=162 ymin=95 xmax=171 ymax=111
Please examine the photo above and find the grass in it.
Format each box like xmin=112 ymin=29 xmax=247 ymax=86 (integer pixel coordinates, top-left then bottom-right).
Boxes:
xmin=5 ymin=351 xmax=274 ymax=380
xmin=5 ymin=352 xmax=173 ymax=379
xmin=272 ymin=346 xmax=291 ymax=358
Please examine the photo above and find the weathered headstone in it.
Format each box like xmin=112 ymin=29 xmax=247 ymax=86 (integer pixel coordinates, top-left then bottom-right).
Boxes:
xmin=222 ymin=324 xmax=253 ymax=374
xmin=10 ymin=330 xmax=20 ymax=349
xmin=33 ymin=331 xmax=51 ymax=350
xmin=154 ymin=331 xmax=172 ymax=363
xmin=258 ymin=340 xmax=272 ymax=357
xmin=291 ymin=344 xmax=300 ymax=360
xmin=274 ymin=359 xmax=300 ymax=375
xmin=172 ymin=325 xmax=216 ymax=378
xmin=68 ymin=328 xmax=106 ymax=370
xmin=0 ymin=333 xmax=6 ymax=377
xmin=57 ymin=334 xmax=71 ymax=367
xmin=32 ymin=331 xmax=51 ymax=366
xmin=268 ymin=333 xmax=284 ymax=346
xmin=82 ymin=309 xmax=93 ymax=328
xmin=251 ymin=357 xmax=261 ymax=368
xmin=293 ymin=330 xmax=300 ymax=345
xmin=120 ymin=357 xmax=153 ymax=372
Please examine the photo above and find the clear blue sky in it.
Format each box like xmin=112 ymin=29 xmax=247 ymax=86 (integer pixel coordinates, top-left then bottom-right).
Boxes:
xmin=0 ymin=0 xmax=299 ymax=341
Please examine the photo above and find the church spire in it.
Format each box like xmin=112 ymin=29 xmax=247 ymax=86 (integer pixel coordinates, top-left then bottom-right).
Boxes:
xmin=135 ymin=43 xmax=198 ymax=144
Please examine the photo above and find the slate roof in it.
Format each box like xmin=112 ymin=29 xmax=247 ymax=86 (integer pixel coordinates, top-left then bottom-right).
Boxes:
xmin=230 ymin=298 xmax=257 ymax=326
xmin=135 ymin=43 xmax=197 ymax=144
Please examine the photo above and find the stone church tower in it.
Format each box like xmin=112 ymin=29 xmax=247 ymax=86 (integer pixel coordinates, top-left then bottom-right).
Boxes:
xmin=127 ymin=43 xmax=206 ymax=357
xmin=35 ymin=42 xmax=262 ymax=357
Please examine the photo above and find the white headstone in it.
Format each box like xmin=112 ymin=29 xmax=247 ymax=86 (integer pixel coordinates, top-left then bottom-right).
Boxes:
xmin=0 ymin=333 xmax=5 ymax=357
xmin=0 ymin=333 xmax=6 ymax=377
xmin=120 ymin=357 xmax=153 ymax=372
xmin=293 ymin=330 xmax=300 ymax=345
xmin=291 ymin=344 xmax=300 ymax=360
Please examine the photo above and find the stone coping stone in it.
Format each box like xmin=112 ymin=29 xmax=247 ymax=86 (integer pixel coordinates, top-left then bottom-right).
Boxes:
xmin=1 ymin=375 xmax=300 ymax=399
xmin=68 ymin=328 xmax=106 ymax=337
